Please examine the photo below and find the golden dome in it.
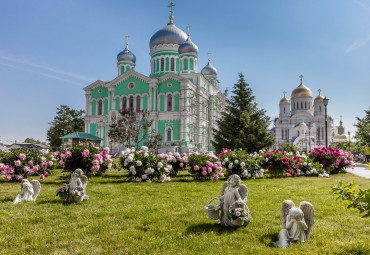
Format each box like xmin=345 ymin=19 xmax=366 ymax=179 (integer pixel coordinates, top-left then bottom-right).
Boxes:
xmin=291 ymin=83 xmax=312 ymax=98
xmin=314 ymin=94 xmax=324 ymax=102
xmin=299 ymin=121 xmax=307 ymax=127
xmin=333 ymin=134 xmax=348 ymax=143
xmin=280 ymin=96 xmax=289 ymax=104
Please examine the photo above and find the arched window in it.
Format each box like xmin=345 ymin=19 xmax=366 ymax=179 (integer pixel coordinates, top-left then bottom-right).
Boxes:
xmin=301 ymin=102 xmax=303 ymax=109
xmin=129 ymin=96 xmax=134 ymax=109
xmin=170 ymin=58 xmax=175 ymax=71
xmin=319 ymin=106 xmax=322 ymax=112
xmin=281 ymin=129 xmax=284 ymax=139
xmin=321 ymin=127 xmax=324 ymax=140
xmin=161 ymin=58 xmax=164 ymax=71
xmin=98 ymin=100 xmax=103 ymax=115
xmin=136 ymin=96 xmax=141 ymax=111
xmin=283 ymin=107 xmax=285 ymax=113
xmin=296 ymin=102 xmax=299 ymax=109
xmin=167 ymin=94 xmax=172 ymax=111
xmin=153 ymin=60 xmax=156 ymax=73
xmin=317 ymin=127 xmax=320 ymax=140
xmin=122 ymin=97 xmax=127 ymax=109
xmin=166 ymin=128 xmax=172 ymax=142
xmin=305 ymin=102 xmax=307 ymax=109
xmin=184 ymin=59 xmax=188 ymax=70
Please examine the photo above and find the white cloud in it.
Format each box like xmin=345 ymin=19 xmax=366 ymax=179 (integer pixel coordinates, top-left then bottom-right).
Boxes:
xmin=0 ymin=51 xmax=95 ymax=83
xmin=345 ymin=34 xmax=370 ymax=53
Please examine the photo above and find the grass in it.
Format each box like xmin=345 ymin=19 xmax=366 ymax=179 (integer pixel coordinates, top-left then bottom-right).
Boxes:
xmin=0 ymin=169 xmax=369 ymax=255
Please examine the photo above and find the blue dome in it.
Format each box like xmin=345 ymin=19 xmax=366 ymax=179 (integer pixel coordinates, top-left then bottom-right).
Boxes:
xmin=117 ymin=45 xmax=136 ymax=63
xmin=178 ymin=37 xmax=198 ymax=55
xmin=150 ymin=23 xmax=187 ymax=48
xmin=201 ymin=62 xmax=217 ymax=76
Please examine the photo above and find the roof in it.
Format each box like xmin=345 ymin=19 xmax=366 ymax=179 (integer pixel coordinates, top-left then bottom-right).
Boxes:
xmin=60 ymin=132 xmax=103 ymax=140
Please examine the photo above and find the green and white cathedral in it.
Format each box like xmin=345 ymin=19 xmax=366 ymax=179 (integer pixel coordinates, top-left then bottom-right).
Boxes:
xmin=83 ymin=5 xmax=226 ymax=153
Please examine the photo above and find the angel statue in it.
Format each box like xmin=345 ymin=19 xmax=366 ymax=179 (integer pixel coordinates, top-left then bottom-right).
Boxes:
xmin=13 ymin=179 xmax=41 ymax=204
xmin=209 ymin=174 xmax=251 ymax=227
xmin=273 ymin=200 xmax=314 ymax=248
xmin=64 ymin=169 xmax=89 ymax=202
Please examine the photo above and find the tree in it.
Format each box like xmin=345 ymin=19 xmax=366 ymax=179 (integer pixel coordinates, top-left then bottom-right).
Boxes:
xmin=24 ymin=138 xmax=48 ymax=146
xmin=354 ymin=107 xmax=370 ymax=146
xmin=47 ymin=105 xmax=85 ymax=149
xmin=278 ymin=142 xmax=299 ymax=153
xmin=213 ymin=73 xmax=274 ymax=153
xmin=108 ymin=108 xmax=162 ymax=150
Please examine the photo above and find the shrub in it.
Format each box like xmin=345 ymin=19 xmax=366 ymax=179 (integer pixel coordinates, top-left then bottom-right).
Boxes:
xmin=54 ymin=146 xmax=112 ymax=177
xmin=219 ymin=150 xmax=264 ymax=179
xmin=309 ymin=147 xmax=355 ymax=174
xmin=0 ymin=149 xmax=54 ymax=181
xmin=157 ymin=152 xmax=188 ymax=176
xmin=188 ymin=151 xmax=223 ymax=181
xmin=120 ymin=146 xmax=171 ymax=182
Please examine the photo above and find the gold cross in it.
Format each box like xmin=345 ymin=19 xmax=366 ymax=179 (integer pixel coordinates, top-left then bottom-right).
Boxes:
xmin=283 ymin=90 xmax=287 ymax=97
xmin=186 ymin=24 xmax=191 ymax=36
xmin=208 ymin=51 xmax=212 ymax=62
xmin=168 ymin=1 xmax=175 ymax=23
xmin=125 ymin=34 xmax=129 ymax=46
xmin=299 ymin=74 xmax=304 ymax=83
xmin=318 ymin=88 xmax=322 ymax=95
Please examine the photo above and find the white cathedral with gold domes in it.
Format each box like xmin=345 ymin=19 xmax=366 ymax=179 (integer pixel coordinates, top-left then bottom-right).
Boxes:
xmin=272 ymin=75 xmax=335 ymax=151
xmin=83 ymin=2 xmax=226 ymax=153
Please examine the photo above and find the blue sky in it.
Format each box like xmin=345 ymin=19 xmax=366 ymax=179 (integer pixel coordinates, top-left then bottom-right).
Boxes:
xmin=0 ymin=0 xmax=369 ymax=143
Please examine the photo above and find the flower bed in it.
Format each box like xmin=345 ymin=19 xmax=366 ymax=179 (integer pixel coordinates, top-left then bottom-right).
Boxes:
xmin=309 ymin=147 xmax=355 ymax=174
xmin=0 ymin=149 xmax=53 ymax=181
xmin=157 ymin=152 xmax=188 ymax=176
xmin=120 ymin=146 xmax=171 ymax=182
xmin=188 ymin=150 xmax=223 ymax=181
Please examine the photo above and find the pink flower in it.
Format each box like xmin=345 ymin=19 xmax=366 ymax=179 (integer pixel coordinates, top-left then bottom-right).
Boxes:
xmin=23 ymin=166 xmax=30 ymax=172
xmin=298 ymin=164 xmax=303 ymax=168
xmin=33 ymin=165 xmax=40 ymax=171
xmin=194 ymin=165 xmax=199 ymax=171
xmin=60 ymin=153 xmax=65 ymax=159
xmin=16 ymin=175 xmax=23 ymax=180
xmin=207 ymin=167 xmax=212 ymax=173
xmin=92 ymin=159 xmax=99 ymax=165
xmin=219 ymin=173 xmax=224 ymax=177
xmin=28 ymin=160 xmax=33 ymax=166
xmin=81 ymin=152 xmax=88 ymax=158
xmin=52 ymin=151 xmax=59 ymax=157
xmin=201 ymin=171 xmax=207 ymax=176
xmin=236 ymin=211 xmax=241 ymax=217
xmin=268 ymin=165 xmax=273 ymax=169
xmin=267 ymin=153 xmax=271 ymax=158
xmin=47 ymin=161 xmax=53 ymax=167
xmin=28 ymin=170 xmax=35 ymax=175
xmin=77 ymin=191 xmax=82 ymax=196
xmin=60 ymin=160 xmax=65 ymax=166
xmin=213 ymin=174 xmax=219 ymax=181
xmin=65 ymin=151 xmax=72 ymax=158
xmin=18 ymin=153 xmax=26 ymax=160
xmin=40 ymin=162 xmax=47 ymax=168
xmin=202 ymin=166 xmax=207 ymax=171
xmin=108 ymin=159 xmax=113 ymax=164
xmin=14 ymin=160 xmax=22 ymax=167
xmin=44 ymin=171 xmax=49 ymax=177
xmin=285 ymin=162 xmax=289 ymax=167
xmin=179 ymin=163 xmax=184 ymax=167
xmin=83 ymin=149 xmax=89 ymax=155
xmin=103 ymin=147 xmax=110 ymax=153
xmin=39 ymin=174 xmax=45 ymax=180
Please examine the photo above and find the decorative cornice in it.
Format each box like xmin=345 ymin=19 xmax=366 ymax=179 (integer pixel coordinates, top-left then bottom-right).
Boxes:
xmin=83 ymin=80 xmax=107 ymax=91
xmin=109 ymin=69 xmax=152 ymax=87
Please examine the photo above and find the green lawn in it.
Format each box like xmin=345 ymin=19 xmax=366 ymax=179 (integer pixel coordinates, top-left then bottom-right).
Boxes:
xmin=0 ymin=169 xmax=369 ymax=255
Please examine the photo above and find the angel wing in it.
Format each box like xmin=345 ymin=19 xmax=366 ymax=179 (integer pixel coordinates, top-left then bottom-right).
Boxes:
xmin=80 ymin=175 xmax=89 ymax=189
xmin=31 ymin=180 xmax=41 ymax=201
xmin=238 ymin=184 xmax=248 ymax=202
xmin=282 ymin=200 xmax=295 ymax=229
xmin=299 ymin=201 xmax=314 ymax=239
xmin=220 ymin=181 xmax=228 ymax=197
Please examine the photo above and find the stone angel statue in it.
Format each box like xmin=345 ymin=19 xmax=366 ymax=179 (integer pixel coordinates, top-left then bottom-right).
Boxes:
xmin=64 ymin=169 xmax=89 ymax=202
xmin=274 ymin=200 xmax=314 ymax=248
xmin=13 ymin=179 xmax=41 ymax=204
xmin=214 ymin=174 xmax=251 ymax=227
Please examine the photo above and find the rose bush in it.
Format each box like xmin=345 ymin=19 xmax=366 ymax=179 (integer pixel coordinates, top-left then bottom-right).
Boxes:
xmin=309 ymin=147 xmax=355 ymax=174
xmin=188 ymin=150 xmax=223 ymax=181
xmin=157 ymin=152 xmax=188 ymax=176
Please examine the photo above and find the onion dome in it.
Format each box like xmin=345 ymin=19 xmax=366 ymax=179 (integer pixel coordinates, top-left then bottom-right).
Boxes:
xmin=201 ymin=61 xmax=217 ymax=76
xmin=149 ymin=23 xmax=187 ymax=49
xmin=291 ymin=75 xmax=312 ymax=98
xmin=117 ymin=44 xmax=136 ymax=63
xmin=178 ymin=37 xmax=198 ymax=55
xmin=299 ymin=121 xmax=307 ymax=127
xmin=314 ymin=90 xmax=324 ymax=102
xmin=280 ymin=91 xmax=289 ymax=104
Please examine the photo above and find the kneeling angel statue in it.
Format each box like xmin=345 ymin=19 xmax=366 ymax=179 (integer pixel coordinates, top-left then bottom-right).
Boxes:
xmin=13 ymin=179 xmax=41 ymax=204
xmin=274 ymin=200 xmax=314 ymax=248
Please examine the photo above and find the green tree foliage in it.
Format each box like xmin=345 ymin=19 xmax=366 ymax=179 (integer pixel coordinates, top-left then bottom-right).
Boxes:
xmin=331 ymin=180 xmax=370 ymax=218
xmin=108 ymin=109 xmax=162 ymax=150
xmin=354 ymin=107 xmax=370 ymax=146
xmin=278 ymin=142 xmax=299 ymax=153
xmin=213 ymin=73 xmax=274 ymax=153
xmin=47 ymin=105 xmax=85 ymax=149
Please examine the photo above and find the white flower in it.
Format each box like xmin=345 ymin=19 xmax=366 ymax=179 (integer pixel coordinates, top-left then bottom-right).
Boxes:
xmin=132 ymin=170 xmax=136 ymax=175
xmin=136 ymin=161 xmax=142 ymax=166
xmin=228 ymin=163 xmax=233 ymax=169
xmin=240 ymin=162 xmax=245 ymax=167
xmin=135 ymin=178 xmax=142 ymax=182
xmin=164 ymin=167 xmax=170 ymax=173
xmin=146 ymin=179 xmax=152 ymax=183
xmin=160 ymin=174 xmax=166 ymax=182
xmin=157 ymin=162 xmax=163 ymax=168
xmin=318 ymin=174 xmax=323 ymax=177
xmin=265 ymin=158 xmax=268 ymax=162
xmin=306 ymin=171 xmax=310 ymax=175
xmin=308 ymin=163 xmax=312 ymax=167
xmin=179 ymin=163 xmax=184 ymax=167
xmin=142 ymin=174 xmax=147 ymax=180
xmin=242 ymin=170 xmax=249 ymax=178
xmin=165 ymin=176 xmax=171 ymax=182
xmin=144 ymin=153 xmax=149 ymax=157
xmin=303 ymin=162 xmax=307 ymax=166
xmin=167 ymin=165 xmax=172 ymax=170
xmin=234 ymin=160 xmax=239 ymax=164
xmin=224 ymin=158 xmax=228 ymax=162
xmin=253 ymin=154 xmax=257 ymax=159
xmin=222 ymin=162 xmax=225 ymax=166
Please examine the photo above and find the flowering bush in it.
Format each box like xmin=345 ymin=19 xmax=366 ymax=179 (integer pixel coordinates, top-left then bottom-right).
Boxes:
xmin=188 ymin=151 xmax=223 ymax=181
xmin=56 ymin=187 xmax=68 ymax=197
xmin=0 ymin=149 xmax=53 ymax=181
xmin=309 ymin=147 xmax=355 ymax=174
xmin=157 ymin=152 xmax=188 ymax=176
xmin=54 ymin=146 xmax=112 ymax=177
xmin=219 ymin=150 xmax=264 ymax=179
xmin=120 ymin=146 xmax=171 ymax=182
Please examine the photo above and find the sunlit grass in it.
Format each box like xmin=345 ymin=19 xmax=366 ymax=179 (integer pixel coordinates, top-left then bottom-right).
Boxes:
xmin=0 ymin=169 xmax=369 ymax=255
